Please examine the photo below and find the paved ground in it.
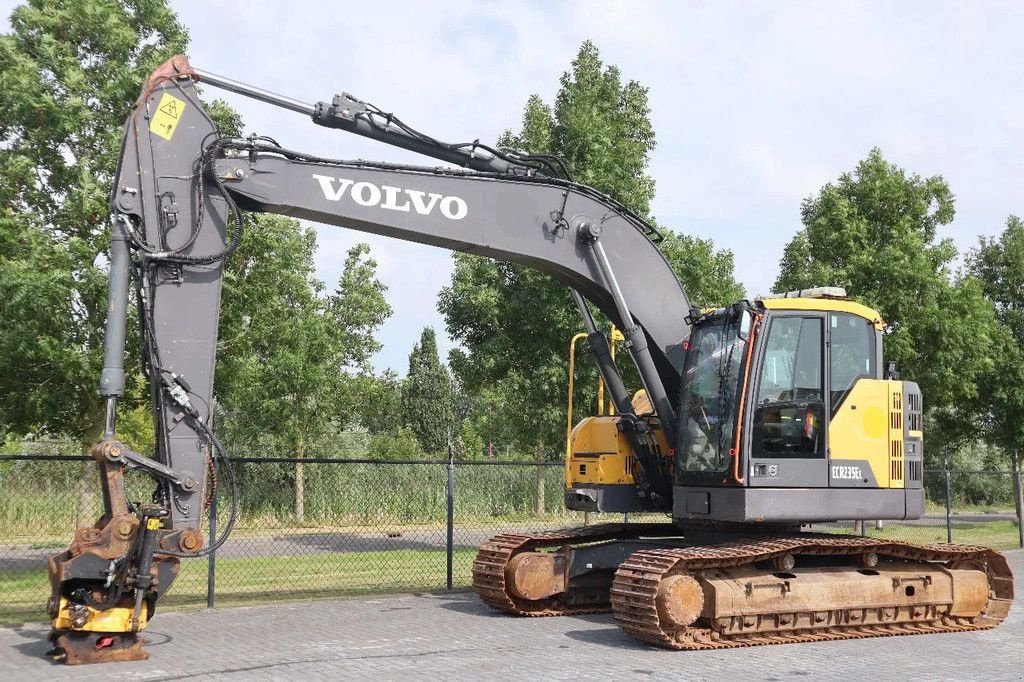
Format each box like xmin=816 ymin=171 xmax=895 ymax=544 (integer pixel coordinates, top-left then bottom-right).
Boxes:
xmin=2 ymin=551 xmax=1021 ymax=681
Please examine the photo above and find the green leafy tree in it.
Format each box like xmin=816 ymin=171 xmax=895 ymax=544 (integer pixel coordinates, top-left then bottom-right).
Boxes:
xmin=774 ymin=148 xmax=996 ymax=453
xmin=0 ymin=0 xmax=201 ymax=522
xmin=0 ymin=0 xmax=394 ymax=524
xmin=401 ymin=327 xmax=453 ymax=454
xmin=968 ymin=215 xmax=1024 ymax=465
xmin=353 ymin=369 xmax=403 ymax=435
xmin=439 ymin=41 xmax=743 ymax=459
xmin=217 ymin=230 xmax=390 ymax=519
xmin=0 ymin=0 xmax=187 ymax=447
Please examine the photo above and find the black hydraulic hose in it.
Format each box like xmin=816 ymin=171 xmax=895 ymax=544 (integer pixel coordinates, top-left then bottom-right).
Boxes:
xmin=132 ymin=249 xmax=239 ymax=558
xmin=157 ymin=420 xmax=238 ymax=558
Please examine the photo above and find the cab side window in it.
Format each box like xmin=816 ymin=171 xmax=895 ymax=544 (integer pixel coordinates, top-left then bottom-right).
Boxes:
xmin=829 ymin=312 xmax=876 ymax=410
xmin=753 ymin=316 xmax=825 ymax=458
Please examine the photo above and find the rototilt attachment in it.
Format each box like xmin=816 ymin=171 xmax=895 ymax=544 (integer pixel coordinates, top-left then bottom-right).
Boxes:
xmin=45 ymin=440 xmax=203 ymax=664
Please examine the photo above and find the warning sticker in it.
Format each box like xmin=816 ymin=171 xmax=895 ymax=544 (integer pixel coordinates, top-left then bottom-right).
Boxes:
xmin=149 ymin=92 xmax=187 ymax=141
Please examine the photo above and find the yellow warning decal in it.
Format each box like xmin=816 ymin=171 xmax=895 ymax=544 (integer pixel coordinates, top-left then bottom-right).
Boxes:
xmin=146 ymin=518 xmax=161 ymax=530
xmin=149 ymin=92 xmax=186 ymax=141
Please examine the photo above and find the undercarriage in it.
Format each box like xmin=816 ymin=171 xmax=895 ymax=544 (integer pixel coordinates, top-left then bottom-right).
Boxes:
xmin=472 ymin=523 xmax=1014 ymax=649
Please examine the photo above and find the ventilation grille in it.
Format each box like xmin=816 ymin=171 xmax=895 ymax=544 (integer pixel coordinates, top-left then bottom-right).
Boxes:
xmin=891 ymin=390 xmax=904 ymax=429
xmin=907 ymin=459 xmax=922 ymax=482
xmin=890 ymin=388 xmax=905 ymax=484
xmin=890 ymin=438 xmax=904 ymax=483
xmin=907 ymin=390 xmax=923 ymax=431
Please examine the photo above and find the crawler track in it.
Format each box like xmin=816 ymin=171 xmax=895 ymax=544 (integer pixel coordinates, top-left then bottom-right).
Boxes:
xmin=472 ymin=523 xmax=682 ymax=616
xmin=610 ymin=534 xmax=1014 ymax=649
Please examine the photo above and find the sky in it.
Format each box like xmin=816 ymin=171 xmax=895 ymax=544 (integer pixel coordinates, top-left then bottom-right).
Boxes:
xmin=4 ymin=1 xmax=1022 ymax=374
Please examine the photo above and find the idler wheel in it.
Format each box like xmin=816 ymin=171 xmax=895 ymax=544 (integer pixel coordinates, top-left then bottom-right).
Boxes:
xmin=656 ymin=574 xmax=704 ymax=628
xmin=506 ymin=552 xmax=565 ymax=601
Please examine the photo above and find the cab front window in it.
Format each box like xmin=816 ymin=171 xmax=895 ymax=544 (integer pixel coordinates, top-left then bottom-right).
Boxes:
xmin=676 ymin=309 xmax=749 ymax=474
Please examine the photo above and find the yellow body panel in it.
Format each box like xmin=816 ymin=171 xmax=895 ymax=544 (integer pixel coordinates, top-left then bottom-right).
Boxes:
xmin=829 ymin=380 xmax=890 ymax=487
xmin=53 ymin=596 xmax=146 ymax=632
xmin=566 ymin=415 xmax=670 ymax=487
xmin=828 ymin=379 xmax=909 ymax=489
xmin=759 ymin=297 xmax=884 ymax=330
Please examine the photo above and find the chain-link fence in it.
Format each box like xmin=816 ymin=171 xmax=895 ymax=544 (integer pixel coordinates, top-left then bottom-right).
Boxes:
xmin=1 ymin=455 xmax=1021 ymax=626
xmin=810 ymin=466 xmax=1024 ymax=550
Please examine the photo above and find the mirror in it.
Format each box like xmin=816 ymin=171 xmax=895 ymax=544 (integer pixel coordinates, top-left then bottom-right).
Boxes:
xmin=738 ymin=309 xmax=752 ymax=340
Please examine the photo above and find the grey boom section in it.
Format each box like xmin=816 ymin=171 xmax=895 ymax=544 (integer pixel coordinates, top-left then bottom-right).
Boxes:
xmin=213 ymin=154 xmax=691 ymax=394
xmin=110 ymin=76 xmax=229 ymax=529
xmin=107 ymin=65 xmax=691 ymax=529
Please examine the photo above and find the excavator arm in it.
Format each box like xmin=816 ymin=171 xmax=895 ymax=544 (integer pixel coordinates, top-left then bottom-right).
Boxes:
xmin=46 ymin=55 xmax=692 ymax=663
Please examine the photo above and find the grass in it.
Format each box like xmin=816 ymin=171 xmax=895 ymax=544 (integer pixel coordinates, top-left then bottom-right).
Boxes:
xmin=817 ymin=520 xmax=1022 ymax=550
xmin=0 ymin=548 xmax=477 ymax=626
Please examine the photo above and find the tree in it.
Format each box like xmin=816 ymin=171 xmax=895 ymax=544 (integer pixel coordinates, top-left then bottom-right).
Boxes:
xmin=0 ymin=0 xmax=394 ymax=523
xmin=774 ymin=148 xmax=997 ymax=453
xmin=354 ymin=369 xmax=402 ymax=435
xmin=968 ymin=215 xmax=1024 ymax=464
xmin=401 ymin=327 xmax=453 ymax=454
xmin=0 ymin=0 xmax=194 ymax=523
xmin=439 ymin=41 xmax=743 ymax=459
xmin=217 ymin=227 xmax=391 ymax=519
xmin=0 ymin=0 xmax=187 ymax=447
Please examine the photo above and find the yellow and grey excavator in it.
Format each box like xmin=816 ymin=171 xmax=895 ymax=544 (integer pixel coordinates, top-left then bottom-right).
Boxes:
xmin=46 ymin=56 xmax=1013 ymax=664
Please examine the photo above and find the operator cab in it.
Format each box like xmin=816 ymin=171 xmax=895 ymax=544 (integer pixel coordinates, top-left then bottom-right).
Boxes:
xmin=673 ymin=288 xmax=924 ymax=522
xmin=566 ymin=288 xmax=925 ymax=523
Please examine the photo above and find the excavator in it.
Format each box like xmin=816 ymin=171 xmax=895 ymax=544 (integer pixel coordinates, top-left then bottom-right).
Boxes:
xmin=45 ymin=55 xmax=1013 ymax=664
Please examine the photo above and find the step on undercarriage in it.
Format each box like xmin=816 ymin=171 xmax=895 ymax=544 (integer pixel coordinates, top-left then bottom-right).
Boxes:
xmin=471 ymin=524 xmax=1014 ymax=649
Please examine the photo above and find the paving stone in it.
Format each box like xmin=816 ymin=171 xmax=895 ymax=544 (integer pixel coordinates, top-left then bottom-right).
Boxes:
xmin=2 ymin=551 xmax=1021 ymax=681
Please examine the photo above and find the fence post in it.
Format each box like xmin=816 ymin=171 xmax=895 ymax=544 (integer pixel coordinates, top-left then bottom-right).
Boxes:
xmin=207 ymin=489 xmax=217 ymax=608
xmin=446 ymin=440 xmax=455 ymax=590
xmin=1014 ymin=454 xmax=1024 ymax=550
xmin=943 ymin=456 xmax=953 ymax=544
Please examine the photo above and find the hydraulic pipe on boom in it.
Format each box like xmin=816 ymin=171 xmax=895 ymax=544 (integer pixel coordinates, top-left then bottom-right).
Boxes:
xmin=571 ymin=290 xmax=632 ymax=416
xmin=98 ymin=219 xmax=131 ymax=438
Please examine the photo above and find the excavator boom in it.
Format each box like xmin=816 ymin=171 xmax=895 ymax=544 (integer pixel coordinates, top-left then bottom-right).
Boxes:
xmin=47 ymin=55 xmax=691 ymax=662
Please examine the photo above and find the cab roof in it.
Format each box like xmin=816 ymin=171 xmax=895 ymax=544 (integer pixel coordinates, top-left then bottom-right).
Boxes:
xmin=757 ymin=287 xmax=884 ymax=329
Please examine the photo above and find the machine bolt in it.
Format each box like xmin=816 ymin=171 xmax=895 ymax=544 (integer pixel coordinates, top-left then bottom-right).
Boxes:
xmin=116 ymin=520 xmax=134 ymax=540
xmin=573 ymin=217 xmax=602 ymax=242
xmin=178 ymin=529 xmax=203 ymax=553
xmin=234 ymin=168 xmax=246 ymax=179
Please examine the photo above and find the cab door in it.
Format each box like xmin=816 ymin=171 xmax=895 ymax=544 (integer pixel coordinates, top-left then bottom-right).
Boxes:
xmin=747 ymin=312 xmax=829 ymax=487
xmin=826 ymin=311 xmax=882 ymax=488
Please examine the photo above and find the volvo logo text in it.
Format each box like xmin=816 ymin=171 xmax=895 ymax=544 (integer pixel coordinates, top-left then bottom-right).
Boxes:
xmin=312 ymin=175 xmax=468 ymax=220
